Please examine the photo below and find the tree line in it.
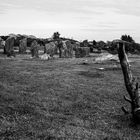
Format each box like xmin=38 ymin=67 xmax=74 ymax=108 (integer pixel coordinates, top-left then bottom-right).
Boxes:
xmin=1 ymin=32 xmax=140 ymax=54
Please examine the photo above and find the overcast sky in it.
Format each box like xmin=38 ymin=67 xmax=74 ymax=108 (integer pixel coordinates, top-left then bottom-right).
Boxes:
xmin=0 ymin=0 xmax=140 ymax=42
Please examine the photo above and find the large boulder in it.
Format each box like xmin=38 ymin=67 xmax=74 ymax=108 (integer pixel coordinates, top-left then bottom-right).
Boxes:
xmin=44 ymin=42 xmax=57 ymax=57
xmin=59 ymin=40 xmax=73 ymax=58
xmin=95 ymin=53 xmax=118 ymax=62
xmin=40 ymin=53 xmax=51 ymax=60
xmin=75 ymin=47 xmax=90 ymax=58
xmin=72 ymin=42 xmax=80 ymax=51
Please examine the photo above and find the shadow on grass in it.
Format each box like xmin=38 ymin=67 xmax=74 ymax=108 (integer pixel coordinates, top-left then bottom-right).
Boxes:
xmin=79 ymin=71 xmax=104 ymax=78
xmin=103 ymin=67 xmax=121 ymax=71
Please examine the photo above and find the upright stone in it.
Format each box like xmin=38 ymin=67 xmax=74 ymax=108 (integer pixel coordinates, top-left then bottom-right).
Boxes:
xmin=1 ymin=40 xmax=6 ymax=54
xmin=30 ymin=40 xmax=39 ymax=58
xmin=0 ymin=37 xmax=2 ymax=48
xmin=5 ymin=36 xmax=16 ymax=57
xmin=0 ymin=38 xmax=5 ymax=53
xmin=75 ymin=47 xmax=90 ymax=58
xmin=44 ymin=42 xmax=57 ymax=57
xmin=19 ymin=38 xmax=27 ymax=54
xmin=62 ymin=40 xmax=73 ymax=58
xmin=57 ymin=40 xmax=63 ymax=58
xmin=58 ymin=40 xmax=73 ymax=58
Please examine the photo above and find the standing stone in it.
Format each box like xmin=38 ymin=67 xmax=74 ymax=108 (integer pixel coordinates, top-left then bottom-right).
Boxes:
xmin=59 ymin=40 xmax=73 ymax=58
xmin=44 ymin=42 xmax=57 ymax=57
xmin=57 ymin=40 xmax=63 ymax=58
xmin=19 ymin=38 xmax=27 ymax=54
xmin=0 ymin=38 xmax=5 ymax=53
xmin=75 ymin=47 xmax=90 ymax=58
xmin=2 ymin=40 xmax=6 ymax=54
xmin=5 ymin=36 xmax=16 ymax=57
xmin=30 ymin=40 xmax=39 ymax=58
xmin=0 ymin=37 xmax=2 ymax=48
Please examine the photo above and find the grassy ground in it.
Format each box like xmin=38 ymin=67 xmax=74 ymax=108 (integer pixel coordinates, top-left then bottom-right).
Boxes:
xmin=0 ymin=52 xmax=140 ymax=140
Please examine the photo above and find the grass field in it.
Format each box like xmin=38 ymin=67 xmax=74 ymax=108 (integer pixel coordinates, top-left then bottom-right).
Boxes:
xmin=0 ymin=52 xmax=140 ymax=140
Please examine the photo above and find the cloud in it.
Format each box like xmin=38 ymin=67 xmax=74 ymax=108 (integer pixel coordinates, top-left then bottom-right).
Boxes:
xmin=0 ymin=0 xmax=140 ymax=42
xmin=1 ymin=0 xmax=140 ymax=16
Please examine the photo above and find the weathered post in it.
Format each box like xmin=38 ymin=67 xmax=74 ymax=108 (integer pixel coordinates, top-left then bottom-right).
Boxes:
xmin=115 ymin=40 xmax=140 ymax=122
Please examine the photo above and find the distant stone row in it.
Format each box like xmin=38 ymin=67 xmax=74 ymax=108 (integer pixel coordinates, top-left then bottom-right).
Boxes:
xmin=0 ymin=35 xmax=90 ymax=59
